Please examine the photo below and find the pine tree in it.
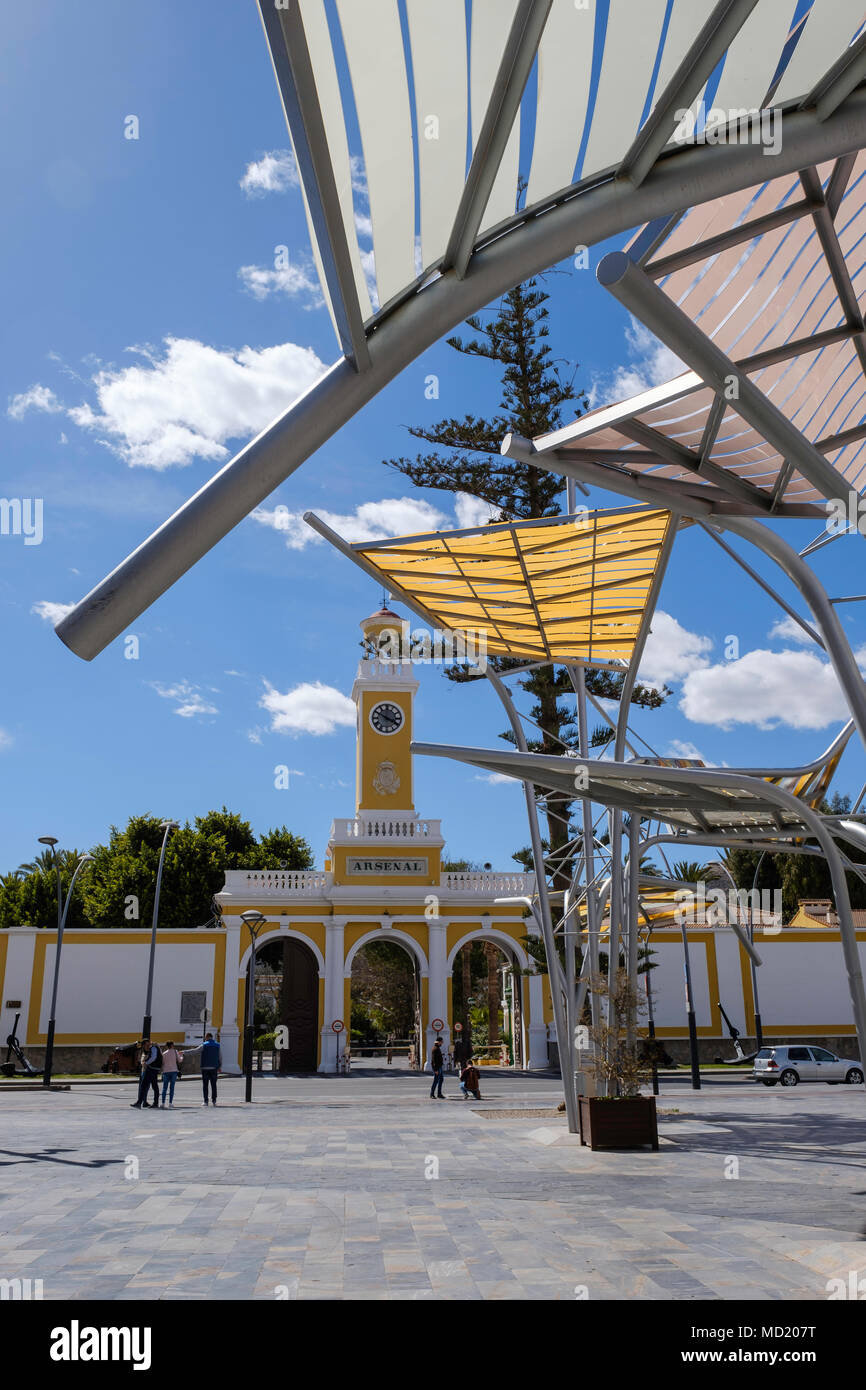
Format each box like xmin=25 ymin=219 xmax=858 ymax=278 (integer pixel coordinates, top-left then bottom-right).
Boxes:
xmin=384 ymin=278 xmax=666 ymax=890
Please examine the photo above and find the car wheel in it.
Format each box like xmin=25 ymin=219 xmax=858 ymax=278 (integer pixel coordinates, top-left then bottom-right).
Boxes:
xmin=761 ymin=1079 xmax=777 ymax=1087
xmin=779 ymin=1069 xmax=799 ymax=1086
xmin=845 ymin=1068 xmax=864 ymax=1085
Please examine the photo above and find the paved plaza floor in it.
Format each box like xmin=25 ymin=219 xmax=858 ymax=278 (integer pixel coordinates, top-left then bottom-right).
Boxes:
xmin=1 ymin=1068 xmax=864 ymax=1301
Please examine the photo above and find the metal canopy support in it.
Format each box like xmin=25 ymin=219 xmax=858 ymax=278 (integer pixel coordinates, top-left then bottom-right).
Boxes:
xmin=618 ymin=0 xmax=760 ymax=189
xmin=414 ymin=751 xmax=866 ymax=1089
xmin=803 ymin=31 xmax=866 ymax=121
xmin=606 ymin=513 xmax=676 ymax=1079
xmin=615 ymin=416 xmax=773 ymax=512
xmin=442 ymin=0 xmax=552 ymax=280
xmin=596 ymin=251 xmax=849 ymax=504
xmin=483 ymin=668 xmax=578 ymax=1134
xmin=698 ymin=524 xmax=824 ymax=648
xmin=645 ymin=196 xmax=819 ymax=279
xmin=502 ymin=432 xmax=823 ymax=519
xmin=503 ymin=440 xmax=866 ymax=758
xmin=54 ymin=94 xmax=866 ymax=663
xmin=257 ymin=1 xmax=370 ymax=372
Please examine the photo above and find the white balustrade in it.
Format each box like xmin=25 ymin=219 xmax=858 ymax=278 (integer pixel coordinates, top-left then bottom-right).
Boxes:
xmin=329 ymin=816 xmax=442 ymax=841
xmin=222 ymin=869 xmax=331 ymax=895
xmin=442 ymin=871 xmax=534 ymax=895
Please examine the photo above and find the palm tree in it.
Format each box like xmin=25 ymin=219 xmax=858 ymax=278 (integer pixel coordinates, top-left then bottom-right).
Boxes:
xmin=671 ymin=860 xmax=715 ymax=885
xmin=16 ymin=847 xmax=84 ymax=878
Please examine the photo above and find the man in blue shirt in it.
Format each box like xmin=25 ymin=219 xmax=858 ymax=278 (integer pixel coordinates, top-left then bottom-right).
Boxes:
xmin=200 ymin=1033 xmax=221 ymax=1106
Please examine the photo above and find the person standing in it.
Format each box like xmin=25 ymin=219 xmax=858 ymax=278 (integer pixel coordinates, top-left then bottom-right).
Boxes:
xmin=159 ymin=1040 xmax=184 ymax=1108
xmin=130 ymin=1039 xmax=161 ymax=1109
xmin=386 ymin=1034 xmax=394 ymax=1065
xmin=429 ymin=1036 xmax=445 ymax=1099
xmin=200 ymin=1032 xmax=221 ymax=1106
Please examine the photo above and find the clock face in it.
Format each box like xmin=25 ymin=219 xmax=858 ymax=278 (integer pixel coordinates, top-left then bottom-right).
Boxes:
xmin=369 ymin=701 xmax=404 ymax=735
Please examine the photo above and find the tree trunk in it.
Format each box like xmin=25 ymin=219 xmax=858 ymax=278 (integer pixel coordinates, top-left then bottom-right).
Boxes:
xmin=486 ymin=943 xmax=500 ymax=1046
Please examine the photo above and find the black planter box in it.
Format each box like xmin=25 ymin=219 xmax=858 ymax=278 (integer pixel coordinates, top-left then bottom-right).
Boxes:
xmin=578 ymin=1094 xmax=659 ymax=1151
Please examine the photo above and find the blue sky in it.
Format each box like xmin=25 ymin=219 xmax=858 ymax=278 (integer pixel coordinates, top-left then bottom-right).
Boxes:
xmin=2 ymin=0 xmax=866 ymax=877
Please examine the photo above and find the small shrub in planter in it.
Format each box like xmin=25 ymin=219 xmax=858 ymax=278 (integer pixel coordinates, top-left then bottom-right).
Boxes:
xmin=577 ymin=969 xmax=658 ymax=1152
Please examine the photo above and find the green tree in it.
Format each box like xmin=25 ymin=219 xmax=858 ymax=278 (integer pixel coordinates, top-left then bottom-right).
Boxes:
xmin=721 ymin=793 xmax=866 ymax=920
xmin=0 ymin=809 xmax=314 ymax=931
xmin=1 ymin=850 xmax=90 ymax=930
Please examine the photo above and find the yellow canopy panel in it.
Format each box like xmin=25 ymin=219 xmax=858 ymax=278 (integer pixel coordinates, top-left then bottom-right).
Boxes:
xmin=353 ymin=507 xmax=674 ymax=665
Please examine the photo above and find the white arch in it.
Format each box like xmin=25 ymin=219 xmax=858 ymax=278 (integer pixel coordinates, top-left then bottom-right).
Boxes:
xmin=238 ymin=926 xmax=325 ymax=977
xmin=447 ymin=928 xmax=531 ymax=974
xmin=344 ymin=927 xmax=429 ymax=978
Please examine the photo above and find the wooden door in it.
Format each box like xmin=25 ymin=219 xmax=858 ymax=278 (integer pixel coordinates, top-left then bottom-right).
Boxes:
xmin=278 ymin=939 xmax=319 ymax=1072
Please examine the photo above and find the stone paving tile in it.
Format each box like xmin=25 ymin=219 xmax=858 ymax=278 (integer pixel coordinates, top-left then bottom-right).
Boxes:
xmin=1 ymin=1074 xmax=864 ymax=1300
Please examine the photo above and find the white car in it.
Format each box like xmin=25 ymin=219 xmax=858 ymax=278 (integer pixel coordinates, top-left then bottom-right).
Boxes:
xmin=753 ymin=1044 xmax=863 ymax=1087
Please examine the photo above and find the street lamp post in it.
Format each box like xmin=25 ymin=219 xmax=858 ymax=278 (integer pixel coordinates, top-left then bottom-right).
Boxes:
xmin=641 ymin=924 xmax=660 ymax=1097
xmin=40 ymin=841 xmax=94 ymax=1088
xmin=240 ymin=910 xmax=267 ymax=1103
xmin=141 ymin=820 xmax=178 ymax=1043
xmin=713 ymin=856 xmax=765 ymax=1050
xmin=748 ymin=852 xmax=767 ymax=1049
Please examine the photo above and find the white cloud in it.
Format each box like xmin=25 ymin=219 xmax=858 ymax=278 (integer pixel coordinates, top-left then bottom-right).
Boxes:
xmin=151 ymin=682 xmax=219 ymax=719
xmin=0 ymin=729 xmax=12 ymax=751
xmin=260 ymin=680 xmax=355 ymax=736
xmin=679 ymin=648 xmax=853 ymax=730
xmin=474 ymin=772 xmax=515 ymax=785
xmin=638 ymin=611 xmax=713 ymax=687
xmin=237 ymin=261 xmax=324 ymax=306
xmin=768 ymin=614 xmax=813 ymax=645
xmin=589 ymin=317 xmax=685 ymax=408
xmin=666 ymin=739 xmax=708 ymax=763
xmin=66 ymin=337 xmax=326 ymax=469
xmin=31 ymin=600 xmax=75 ymax=626
xmin=454 ymin=492 xmax=499 ymax=529
xmin=240 ymin=150 xmax=299 ymax=197
xmin=7 ymin=385 xmax=63 ymax=420
xmin=252 ymin=496 xmax=449 ymax=551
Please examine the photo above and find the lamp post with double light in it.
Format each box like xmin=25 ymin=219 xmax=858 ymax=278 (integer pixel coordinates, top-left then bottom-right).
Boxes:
xmin=40 ymin=842 xmax=94 ymax=1088
xmin=240 ymin=910 xmax=267 ymax=1103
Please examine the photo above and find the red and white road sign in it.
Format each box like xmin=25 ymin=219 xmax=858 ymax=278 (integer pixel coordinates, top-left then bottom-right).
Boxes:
xmin=431 ymin=1018 xmax=444 ymax=1031
xmin=331 ymin=1019 xmax=345 ymax=1033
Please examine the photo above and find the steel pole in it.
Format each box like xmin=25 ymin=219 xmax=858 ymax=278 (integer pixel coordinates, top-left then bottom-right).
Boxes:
xmin=643 ymin=925 xmax=660 ymax=1096
xmin=142 ymin=822 xmax=175 ymax=1042
xmin=571 ymin=667 xmax=601 ymax=1040
xmin=485 ymin=668 xmax=577 ymax=1132
xmin=680 ymin=919 xmax=702 ymax=1090
xmin=626 ymin=817 xmax=640 ymax=1061
xmin=42 ymin=852 xmax=63 ymax=1089
xmin=43 ymin=854 xmax=93 ymax=1090
xmin=244 ymin=937 xmax=257 ymax=1104
xmin=55 ymin=96 xmax=866 ymax=661
xmin=749 ymin=851 xmax=767 ymax=1048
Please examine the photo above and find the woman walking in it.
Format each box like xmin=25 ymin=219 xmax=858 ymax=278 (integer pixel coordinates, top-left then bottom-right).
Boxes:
xmin=160 ymin=1040 xmax=183 ymax=1108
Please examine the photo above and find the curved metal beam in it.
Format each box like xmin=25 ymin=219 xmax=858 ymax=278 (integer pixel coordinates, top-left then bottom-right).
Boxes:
xmin=56 ymin=94 xmax=866 ymax=661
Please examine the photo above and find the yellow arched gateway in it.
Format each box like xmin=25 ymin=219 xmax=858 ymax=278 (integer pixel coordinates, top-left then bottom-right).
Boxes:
xmin=215 ymin=608 xmax=552 ymax=1073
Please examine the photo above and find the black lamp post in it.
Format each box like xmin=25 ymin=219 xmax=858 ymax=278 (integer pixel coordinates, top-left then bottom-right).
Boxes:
xmin=749 ymin=852 xmax=766 ymax=1049
xmin=40 ymin=841 xmax=93 ymax=1088
xmin=141 ymin=820 xmax=178 ymax=1042
xmin=240 ymin=910 xmax=266 ymax=1103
